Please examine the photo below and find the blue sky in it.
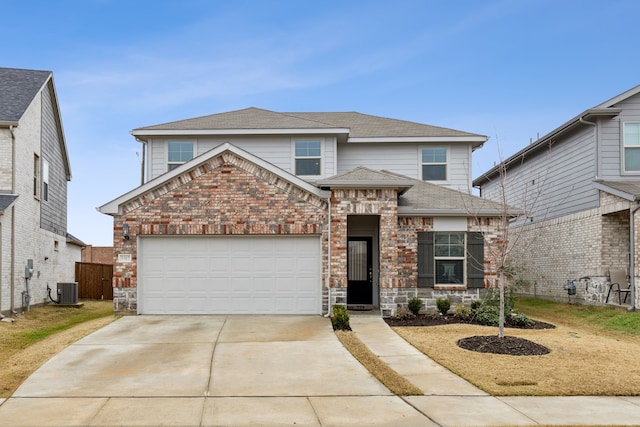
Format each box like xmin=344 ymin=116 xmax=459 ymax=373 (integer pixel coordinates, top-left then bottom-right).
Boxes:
xmin=3 ymin=0 xmax=640 ymax=246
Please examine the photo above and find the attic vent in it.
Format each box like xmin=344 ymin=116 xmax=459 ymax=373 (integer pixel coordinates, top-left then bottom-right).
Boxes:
xmin=57 ymin=282 xmax=78 ymax=305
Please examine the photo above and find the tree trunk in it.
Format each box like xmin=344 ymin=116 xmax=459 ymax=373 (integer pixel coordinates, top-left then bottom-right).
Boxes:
xmin=499 ymin=269 xmax=505 ymax=338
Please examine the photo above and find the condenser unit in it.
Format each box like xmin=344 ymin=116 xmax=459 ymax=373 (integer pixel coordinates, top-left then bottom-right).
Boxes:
xmin=57 ymin=282 xmax=78 ymax=305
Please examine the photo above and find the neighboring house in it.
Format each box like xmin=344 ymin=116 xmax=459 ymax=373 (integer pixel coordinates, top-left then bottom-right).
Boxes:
xmin=81 ymin=245 xmax=114 ymax=265
xmin=99 ymin=108 xmax=508 ymax=316
xmin=474 ymin=85 xmax=640 ymax=309
xmin=0 ymin=67 xmax=82 ymax=314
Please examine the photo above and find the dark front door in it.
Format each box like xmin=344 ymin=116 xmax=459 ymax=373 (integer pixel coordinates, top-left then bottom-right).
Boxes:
xmin=347 ymin=237 xmax=373 ymax=305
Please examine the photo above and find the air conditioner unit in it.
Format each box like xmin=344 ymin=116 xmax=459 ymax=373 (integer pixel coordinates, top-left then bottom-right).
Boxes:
xmin=57 ymin=282 xmax=78 ymax=305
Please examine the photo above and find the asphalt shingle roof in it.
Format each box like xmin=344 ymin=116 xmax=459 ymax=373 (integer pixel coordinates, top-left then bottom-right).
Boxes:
xmin=0 ymin=194 xmax=19 ymax=212
xmin=134 ymin=107 xmax=484 ymax=139
xmin=318 ymin=167 xmax=512 ymax=215
xmin=0 ymin=67 xmax=51 ymax=123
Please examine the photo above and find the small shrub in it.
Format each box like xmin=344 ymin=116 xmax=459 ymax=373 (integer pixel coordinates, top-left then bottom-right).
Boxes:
xmin=508 ymin=312 xmax=534 ymax=328
xmin=407 ymin=297 xmax=424 ymax=316
xmin=331 ymin=304 xmax=350 ymax=330
xmin=474 ymin=304 xmax=499 ymax=326
xmin=394 ymin=305 xmax=416 ymax=320
xmin=482 ymin=287 xmax=516 ymax=313
xmin=454 ymin=303 xmax=472 ymax=320
xmin=470 ymin=300 xmax=482 ymax=311
xmin=436 ymin=298 xmax=451 ymax=316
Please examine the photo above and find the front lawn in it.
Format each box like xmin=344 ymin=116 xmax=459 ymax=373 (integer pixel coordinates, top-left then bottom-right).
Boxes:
xmin=0 ymin=301 xmax=116 ymax=398
xmin=393 ymin=298 xmax=640 ymax=396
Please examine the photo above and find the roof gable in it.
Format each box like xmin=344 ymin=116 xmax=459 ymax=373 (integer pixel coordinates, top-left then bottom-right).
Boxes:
xmin=0 ymin=67 xmax=51 ymax=124
xmin=317 ymin=166 xmax=414 ymax=193
xmin=99 ymin=142 xmax=330 ymax=215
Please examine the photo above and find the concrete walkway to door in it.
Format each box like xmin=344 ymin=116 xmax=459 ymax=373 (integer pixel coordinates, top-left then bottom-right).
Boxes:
xmin=0 ymin=315 xmax=434 ymax=426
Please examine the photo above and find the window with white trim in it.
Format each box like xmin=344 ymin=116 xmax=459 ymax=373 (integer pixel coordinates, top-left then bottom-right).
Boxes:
xmin=417 ymin=231 xmax=484 ymax=288
xmin=624 ymin=123 xmax=640 ymax=172
xmin=167 ymin=141 xmax=194 ymax=171
xmin=434 ymin=232 xmax=465 ymax=284
xmin=42 ymin=159 xmax=49 ymax=202
xmin=294 ymin=140 xmax=321 ymax=176
xmin=421 ymin=147 xmax=447 ymax=181
xmin=33 ymin=154 xmax=41 ymax=199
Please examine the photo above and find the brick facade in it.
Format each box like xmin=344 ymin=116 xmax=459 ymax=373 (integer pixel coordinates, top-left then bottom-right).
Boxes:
xmin=82 ymin=246 xmax=114 ymax=264
xmin=112 ymin=152 xmax=328 ymax=313
xmin=111 ymin=151 xmax=505 ymax=316
xmin=510 ymin=191 xmax=637 ymax=306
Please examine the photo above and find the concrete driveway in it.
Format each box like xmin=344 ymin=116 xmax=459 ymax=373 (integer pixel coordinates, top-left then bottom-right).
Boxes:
xmin=0 ymin=315 xmax=434 ymax=427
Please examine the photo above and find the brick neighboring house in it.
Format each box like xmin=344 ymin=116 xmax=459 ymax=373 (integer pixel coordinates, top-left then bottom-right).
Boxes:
xmin=0 ymin=67 xmax=83 ymax=314
xmin=82 ymin=245 xmax=114 ymax=265
xmin=474 ymin=85 xmax=640 ymax=309
xmin=99 ymin=108 xmax=510 ymax=316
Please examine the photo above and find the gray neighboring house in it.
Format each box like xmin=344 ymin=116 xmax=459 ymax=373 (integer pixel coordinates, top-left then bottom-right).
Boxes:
xmin=474 ymin=84 xmax=640 ymax=309
xmin=0 ymin=67 xmax=83 ymax=314
xmin=99 ymin=108 xmax=509 ymax=316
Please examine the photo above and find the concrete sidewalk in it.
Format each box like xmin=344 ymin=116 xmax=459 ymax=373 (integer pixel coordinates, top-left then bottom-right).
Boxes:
xmin=1 ymin=315 xmax=640 ymax=426
xmin=349 ymin=316 xmax=640 ymax=426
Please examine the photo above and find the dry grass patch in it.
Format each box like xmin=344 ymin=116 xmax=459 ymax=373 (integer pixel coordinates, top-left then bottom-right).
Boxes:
xmin=335 ymin=330 xmax=423 ymax=396
xmin=394 ymin=322 xmax=640 ymax=396
xmin=0 ymin=301 xmax=116 ymax=398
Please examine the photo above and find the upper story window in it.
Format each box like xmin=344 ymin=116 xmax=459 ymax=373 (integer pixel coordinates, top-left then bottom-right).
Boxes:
xmin=294 ymin=140 xmax=321 ymax=176
xmin=42 ymin=159 xmax=49 ymax=202
xmin=167 ymin=141 xmax=194 ymax=171
xmin=421 ymin=147 xmax=447 ymax=181
xmin=624 ymin=123 xmax=640 ymax=172
xmin=33 ymin=154 xmax=41 ymax=199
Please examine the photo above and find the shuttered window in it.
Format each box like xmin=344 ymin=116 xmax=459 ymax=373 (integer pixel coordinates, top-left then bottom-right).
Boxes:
xmin=418 ymin=231 xmax=484 ymax=288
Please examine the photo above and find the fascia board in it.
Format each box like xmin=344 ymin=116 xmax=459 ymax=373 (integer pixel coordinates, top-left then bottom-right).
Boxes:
xmin=131 ymin=128 xmax=350 ymax=137
xmin=317 ymin=180 xmax=414 ymax=188
xmin=593 ymin=181 xmax=637 ymax=201
xmin=0 ymin=121 xmax=19 ymax=127
xmin=98 ymin=142 xmax=329 ymax=215
xmin=347 ymin=136 xmax=488 ymax=143
xmin=475 ymin=108 xmax=623 ymax=186
xmin=398 ymin=207 xmax=521 ymax=217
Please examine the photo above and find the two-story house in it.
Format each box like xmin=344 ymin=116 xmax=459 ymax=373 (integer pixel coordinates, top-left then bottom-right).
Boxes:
xmin=0 ymin=67 xmax=83 ymax=314
xmin=474 ymin=85 xmax=640 ymax=309
xmin=99 ymin=108 xmax=508 ymax=316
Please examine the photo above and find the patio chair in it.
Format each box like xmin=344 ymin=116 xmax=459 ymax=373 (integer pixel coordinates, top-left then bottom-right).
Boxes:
xmin=605 ymin=269 xmax=631 ymax=304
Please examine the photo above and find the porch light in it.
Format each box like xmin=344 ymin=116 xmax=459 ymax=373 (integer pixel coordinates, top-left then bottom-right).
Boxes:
xmin=123 ymin=223 xmax=130 ymax=241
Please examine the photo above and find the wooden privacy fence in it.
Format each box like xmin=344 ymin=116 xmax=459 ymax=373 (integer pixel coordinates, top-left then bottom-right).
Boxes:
xmin=75 ymin=262 xmax=114 ymax=300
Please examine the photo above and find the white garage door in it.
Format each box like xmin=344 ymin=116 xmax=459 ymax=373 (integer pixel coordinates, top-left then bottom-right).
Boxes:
xmin=138 ymin=236 xmax=321 ymax=315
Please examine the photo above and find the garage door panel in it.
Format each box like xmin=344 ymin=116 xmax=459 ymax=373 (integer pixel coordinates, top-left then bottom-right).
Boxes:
xmin=139 ymin=236 xmax=321 ymax=315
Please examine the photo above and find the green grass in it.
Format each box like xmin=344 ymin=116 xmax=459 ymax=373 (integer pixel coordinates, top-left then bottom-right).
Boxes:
xmin=516 ymin=297 xmax=640 ymax=336
xmin=12 ymin=302 xmax=115 ymax=348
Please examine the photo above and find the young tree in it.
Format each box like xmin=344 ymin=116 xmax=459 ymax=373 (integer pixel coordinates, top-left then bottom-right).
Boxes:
xmin=468 ymin=145 xmax=550 ymax=338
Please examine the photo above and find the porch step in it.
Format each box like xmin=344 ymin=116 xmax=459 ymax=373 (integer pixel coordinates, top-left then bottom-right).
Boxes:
xmin=347 ymin=304 xmax=374 ymax=311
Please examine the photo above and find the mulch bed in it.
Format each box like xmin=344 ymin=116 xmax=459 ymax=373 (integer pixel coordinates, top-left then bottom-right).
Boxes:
xmin=384 ymin=314 xmax=555 ymax=356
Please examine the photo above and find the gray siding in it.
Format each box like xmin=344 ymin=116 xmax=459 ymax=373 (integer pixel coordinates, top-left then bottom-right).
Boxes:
xmin=40 ymin=83 xmax=67 ymax=237
xmin=146 ymin=135 xmax=337 ymax=181
xmin=600 ymin=93 xmax=640 ymax=179
xmin=482 ymin=125 xmax=598 ymax=222
xmin=337 ymin=143 xmax=473 ymax=192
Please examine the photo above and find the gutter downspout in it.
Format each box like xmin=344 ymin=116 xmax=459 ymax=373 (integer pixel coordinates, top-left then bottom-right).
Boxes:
xmin=579 ymin=116 xmax=598 ymax=178
xmin=9 ymin=125 xmax=16 ymax=313
xmin=324 ymin=195 xmax=332 ymax=317
xmin=629 ymin=202 xmax=640 ymax=311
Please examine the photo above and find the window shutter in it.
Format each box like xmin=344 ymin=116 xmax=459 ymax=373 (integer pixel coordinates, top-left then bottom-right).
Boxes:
xmin=417 ymin=232 xmax=434 ymax=288
xmin=467 ymin=232 xmax=485 ymax=288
